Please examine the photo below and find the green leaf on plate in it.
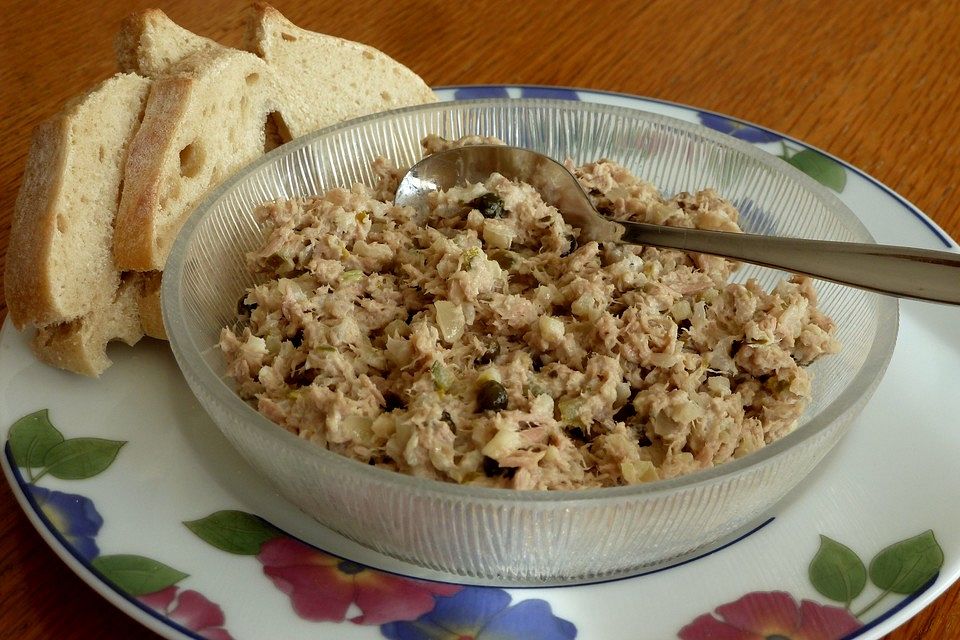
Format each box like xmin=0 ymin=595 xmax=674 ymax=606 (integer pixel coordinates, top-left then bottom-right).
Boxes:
xmin=783 ymin=148 xmax=848 ymax=192
xmin=809 ymin=535 xmax=867 ymax=604
xmin=92 ymin=555 xmax=188 ymax=596
xmin=9 ymin=409 xmax=64 ymax=469
xmin=185 ymin=510 xmax=282 ymax=555
xmin=869 ymin=530 xmax=944 ymax=594
xmin=42 ymin=438 xmax=126 ymax=480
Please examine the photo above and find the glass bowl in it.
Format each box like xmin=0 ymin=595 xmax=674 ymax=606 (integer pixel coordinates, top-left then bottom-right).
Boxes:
xmin=162 ymin=99 xmax=898 ymax=585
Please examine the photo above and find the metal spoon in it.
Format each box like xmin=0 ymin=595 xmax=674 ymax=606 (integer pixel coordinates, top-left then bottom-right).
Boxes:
xmin=395 ymin=144 xmax=960 ymax=304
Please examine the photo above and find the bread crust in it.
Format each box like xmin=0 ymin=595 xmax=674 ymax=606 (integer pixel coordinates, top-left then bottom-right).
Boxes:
xmin=243 ymin=2 xmax=280 ymax=58
xmin=5 ymin=119 xmax=68 ymax=329
xmin=242 ymin=3 xmax=436 ymax=139
xmin=116 ymin=8 xmax=219 ymax=78
xmin=114 ymin=75 xmax=192 ymax=271
xmin=115 ymin=9 xmax=155 ymax=74
xmin=137 ymin=271 xmax=167 ymax=339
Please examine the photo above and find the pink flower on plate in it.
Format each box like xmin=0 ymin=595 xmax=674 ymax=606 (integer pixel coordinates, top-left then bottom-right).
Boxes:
xmin=257 ymin=537 xmax=462 ymax=625
xmin=140 ymin=586 xmax=234 ymax=640
xmin=678 ymin=591 xmax=861 ymax=640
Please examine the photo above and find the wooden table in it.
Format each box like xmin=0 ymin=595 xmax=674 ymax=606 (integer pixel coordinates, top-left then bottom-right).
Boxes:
xmin=1 ymin=1 xmax=957 ymax=638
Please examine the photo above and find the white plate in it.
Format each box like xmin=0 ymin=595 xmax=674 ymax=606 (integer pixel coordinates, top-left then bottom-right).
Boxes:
xmin=2 ymin=86 xmax=958 ymax=640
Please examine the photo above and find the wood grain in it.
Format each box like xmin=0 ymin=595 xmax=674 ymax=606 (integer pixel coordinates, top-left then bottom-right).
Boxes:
xmin=1 ymin=1 xmax=957 ymax=639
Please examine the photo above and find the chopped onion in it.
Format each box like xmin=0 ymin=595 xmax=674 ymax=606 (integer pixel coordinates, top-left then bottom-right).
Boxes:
xmin=482 ymin=220 xmax=515 ymax=249
xmin=538 ymin=315 xmax=565 ymax=344
xmin=386 ymin=336 xmax=412 ymax=366
xmin=571 ymin=293 xmax=602 ymax=321
xmin=620 ymin=460 xmax=659 ymax=484
xmin=435 ymin=301 xmax=465 ymax=343
xmin=557 ymin=397 xmax=583 ymax=425
xmin=482 ymin=428 xmax=521 ymax=459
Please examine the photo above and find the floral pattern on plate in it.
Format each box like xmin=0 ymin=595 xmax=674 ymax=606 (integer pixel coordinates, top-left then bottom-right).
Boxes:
xmin=185 ymin=509 xmax=577 ymax=638
xmin=381 ymin=587 xmax=578 ymax=640
xmin=6 ymin=409 xmax=236 ymax=640
xmin=697 ymin=112 xmax=848 ymax=193
xmin=680 ymin=591 xmax=860 ymax=640
xmin=140 ymin=587 xmax=235 ymax=640
xmin=27 ymin=484 xmax=103 ymax=561
xmin=678 ymin=532 xmax=944 ymax=640
xmin=5 ymin=408 xmax=944 ymax=640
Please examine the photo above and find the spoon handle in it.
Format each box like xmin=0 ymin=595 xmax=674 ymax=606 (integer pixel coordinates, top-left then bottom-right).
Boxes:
xmin=618 ymin=221 xmax=960 ymax=304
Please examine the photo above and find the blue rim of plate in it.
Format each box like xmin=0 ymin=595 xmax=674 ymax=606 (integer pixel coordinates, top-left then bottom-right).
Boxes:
xmin=2 ymin=84 xmax=955 ymax=640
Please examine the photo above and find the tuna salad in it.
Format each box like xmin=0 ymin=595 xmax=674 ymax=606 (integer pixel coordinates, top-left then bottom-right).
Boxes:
xmin=220 ymin=134 xmax=841 ymax=490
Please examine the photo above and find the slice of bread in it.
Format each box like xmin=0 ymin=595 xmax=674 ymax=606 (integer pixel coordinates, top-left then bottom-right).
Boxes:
xmin=114 ymin=48 xmax=277 ymax=271
xmin=116 ymin=8 xmax=220 ymax=78
xmin=244 ymin=4 xmax=436 ymax=139
xmin=31 ymin=274 xmax=145 ymax=377
xmin=4 ymin=73 xmax=150 ymax=330
xmin=114 ymin=8 xmax=224 ymax=341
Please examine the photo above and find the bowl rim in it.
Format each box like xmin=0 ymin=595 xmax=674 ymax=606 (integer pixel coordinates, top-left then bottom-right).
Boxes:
xmin=162 ymin=97 xmax=900 ymax=504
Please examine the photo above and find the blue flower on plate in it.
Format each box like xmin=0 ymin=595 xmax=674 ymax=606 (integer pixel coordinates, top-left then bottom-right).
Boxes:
xmin=698 ymin=112 xmax=782 ymax=143
xmin=452 ymin=86 xmax=581 ymax=101
xmin=28 ymin=485 xmax=103 ymax=561
xmin=518 ymin=86 xmax=581 ymax=100
xmin=380 ymin=586 xmax=577 ymax=640
xmin=453 ymin=86 xmax=510 ymax=100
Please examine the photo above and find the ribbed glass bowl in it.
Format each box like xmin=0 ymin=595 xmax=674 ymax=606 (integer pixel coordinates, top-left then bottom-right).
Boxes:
xmin=163 ymin=99 xmax=898 ymax=585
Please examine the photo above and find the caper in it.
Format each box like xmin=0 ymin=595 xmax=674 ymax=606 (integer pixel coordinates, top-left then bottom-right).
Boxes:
xmin=482 ymin=455 xmax=516 ymax=478
xmin=476 ymin=379 xmax=508 ymax=412
xmin=285 ymin=367 xmax=318 ymax=387
xmin=468 ymin=193 xmax=504 ymax=219
xmin=289 ymin=328 xmax=304 ymax=348
xmin=531 ymin=353 xmax=544 ymax=372
xmin=560 ymin=233 xmax=578 ymax=257
xmin=475 ymin=338 xmax=500 ymax=365
xmin=236 ymin=294 xmax=257 ymax=319
xmin=612 ymin=401 xmax=636 ymax=423
xmin=383 ymin=391 xmax=404 ymax=411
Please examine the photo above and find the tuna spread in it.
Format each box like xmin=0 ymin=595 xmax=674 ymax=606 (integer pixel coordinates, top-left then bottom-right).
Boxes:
xmin=220 ymin=135 xmax=840 ymax=490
